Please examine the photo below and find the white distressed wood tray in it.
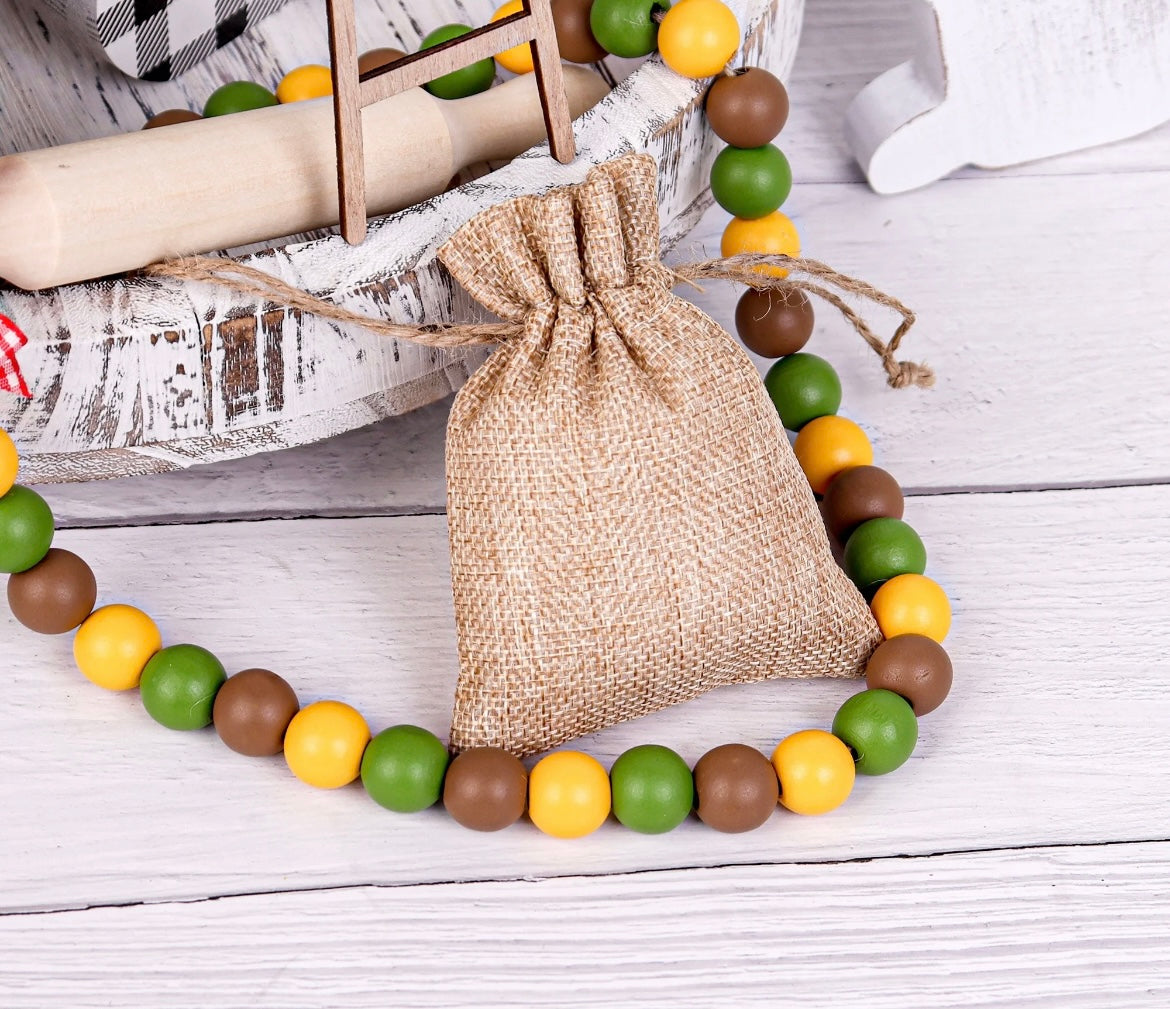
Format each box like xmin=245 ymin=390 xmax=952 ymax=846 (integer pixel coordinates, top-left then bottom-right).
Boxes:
xmin=0 ymin=0 xmax=804 ymax=483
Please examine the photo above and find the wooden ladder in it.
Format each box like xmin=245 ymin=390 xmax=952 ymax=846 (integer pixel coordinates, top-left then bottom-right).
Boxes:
xmin=326 ymin=0 xmax=576 ymax=245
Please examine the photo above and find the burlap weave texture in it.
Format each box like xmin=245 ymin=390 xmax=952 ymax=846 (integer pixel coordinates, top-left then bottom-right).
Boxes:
xmin=439 ymin=154 xmax=881 ymax=756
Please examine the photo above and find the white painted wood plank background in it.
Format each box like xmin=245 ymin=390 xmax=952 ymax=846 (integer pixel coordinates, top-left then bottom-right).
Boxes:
xmin=3 ymin=843 xmax=1168 ymax=1008
xmin=2 ymin=0 xmax=1168 ymax=1005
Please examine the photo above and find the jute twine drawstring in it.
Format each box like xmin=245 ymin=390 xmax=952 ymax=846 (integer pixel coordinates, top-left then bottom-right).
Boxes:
xmin=144 ymin=252 xmax=932 ymax=390
xmin=673 ymin=254 xmax=933 ymax=390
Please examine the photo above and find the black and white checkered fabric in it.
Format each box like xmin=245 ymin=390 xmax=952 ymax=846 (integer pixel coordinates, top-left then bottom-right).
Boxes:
xmin=90 ymin=0 xmax=290 ymax=80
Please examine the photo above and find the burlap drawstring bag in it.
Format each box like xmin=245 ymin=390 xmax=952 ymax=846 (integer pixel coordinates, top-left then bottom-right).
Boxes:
xmin=436 ymin=154 xmax=881 ymax=755
xmin=147 ymin=153 xmax=930 ymax=757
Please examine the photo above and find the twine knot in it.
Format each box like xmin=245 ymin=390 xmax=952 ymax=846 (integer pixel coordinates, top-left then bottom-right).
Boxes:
xmin=887 ymin=359 xmax=934 ymax=390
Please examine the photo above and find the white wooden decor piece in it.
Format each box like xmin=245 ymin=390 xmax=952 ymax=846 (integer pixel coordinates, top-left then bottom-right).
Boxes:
xmin=0 ymin=0 xmax=805 ymax=484
xmin=845 ymin=0 xmax=1170 ymax=193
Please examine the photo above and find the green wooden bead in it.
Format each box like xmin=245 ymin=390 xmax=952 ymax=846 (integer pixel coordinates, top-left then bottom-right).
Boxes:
xmin=140 ymin=644 xmax=227 ymax=730
xmin=710 ymin=144 xmax=792 ymax=219
xmin=421 ymin=25 xmax=497 ymax=100
xmin=0 ymin=485 xmax=54 ymax=574
xmin=361 ymin=724 xmax=451 ymax=812
xmin=832 ymin=688 xmax=918 ymax=775
xmin=843 ymin=518 xmax=927 ymax=597
xmin=763 ymin=353 xmax=842 ymax=430
xmin=610 ymin=744 xmax=694 ymax=834
xmin=589 ymin=0 xmax=671 ymax=58
xmin=203 ymin=81 xmax=278 ymax=117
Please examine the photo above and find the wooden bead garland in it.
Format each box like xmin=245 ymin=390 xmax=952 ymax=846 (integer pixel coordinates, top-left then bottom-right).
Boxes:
xmin=4 ymin=0 xmax=954 ymax=839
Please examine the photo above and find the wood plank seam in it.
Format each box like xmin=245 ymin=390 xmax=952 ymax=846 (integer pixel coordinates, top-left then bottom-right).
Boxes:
xmin=44 ymin=475 xmax=1170 ymax=533
xmin=6 ymin=836 xmax=1167 ymax=919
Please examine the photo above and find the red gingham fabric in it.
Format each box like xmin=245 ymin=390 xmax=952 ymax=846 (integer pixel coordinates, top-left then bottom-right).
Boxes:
xmin=0 ymin=314 xmax=31 ymax=398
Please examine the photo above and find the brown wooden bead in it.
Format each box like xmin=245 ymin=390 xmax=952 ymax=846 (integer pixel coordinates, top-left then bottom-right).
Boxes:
xmin=551 ymin=0 xmax=608 ymax=64
xmin=142 ymin=109 xmax=201 ymax=130
xmin=6 ymin=548 xmax=97 ymax=634
xmin=822 ymin=465 xmax=905 ymax=540
xmin=866 ymin=634 xmax=953 ymax=716
xmin=694 ymin=743 xmax=778 ymax=833
xmin=358 ymin=48 xmax=407 ymax=77
xmin=705 ymin=67 xmax=790 ymax=148
xmin=734 ymin=287 xmax=814 ymax=358
xmin=443 ymin=747 xmax=528 ymax=831
xmin=213 ymin=668 xmax=300 ymax=756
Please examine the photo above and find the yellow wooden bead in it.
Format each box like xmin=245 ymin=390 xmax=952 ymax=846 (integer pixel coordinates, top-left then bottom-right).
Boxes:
xmin=529 ymin=750 xmax=611 ymax=838
xmin=772 ymin=729 xmax=855 ymax=815
xmin=721 ymin=211 xmax=800 ymax=277
xmin=276 ymin=65 xmax=334 ymax=104
xmin=73 ymin=604 xmax=162 ymax=691
xmin=493 ymin=0 xmax=535 ymax=75
xmin=658 ymin=0 xmax=740 ymax=79
xmin=793 ymin=415 xmax=874 ymax=494
xmin=0 ymin=428 xmax=17 ymax=498
xmin=283 ymin=700 xmax=370 ymax=788
xmin=871 ymin=573 xmax=952 ymax=642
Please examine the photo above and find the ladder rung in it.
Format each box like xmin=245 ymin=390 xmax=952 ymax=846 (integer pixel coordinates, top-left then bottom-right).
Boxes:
xmin=360 ymin=15 xmax=535 ymax=107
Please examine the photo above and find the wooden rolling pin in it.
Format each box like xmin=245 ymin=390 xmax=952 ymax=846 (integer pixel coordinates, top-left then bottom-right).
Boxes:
xmin=0 ymin=66 xmax=609 ymax=291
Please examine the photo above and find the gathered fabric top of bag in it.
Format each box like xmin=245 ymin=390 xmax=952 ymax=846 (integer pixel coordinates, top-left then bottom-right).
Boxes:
xmin=436 ymin=154 xmax=884 ymax=756
xmin=439 ymin=154 xmax=679 ymax=334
